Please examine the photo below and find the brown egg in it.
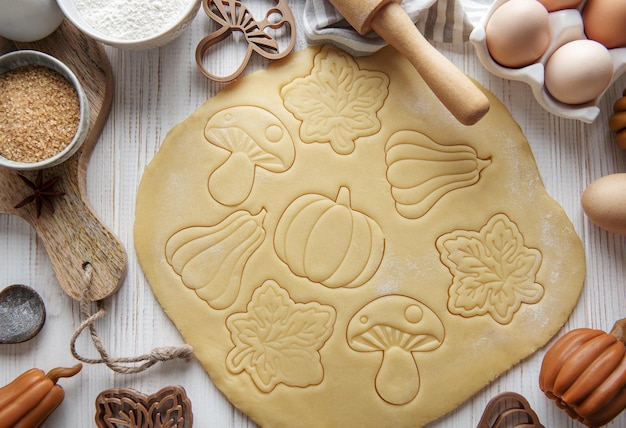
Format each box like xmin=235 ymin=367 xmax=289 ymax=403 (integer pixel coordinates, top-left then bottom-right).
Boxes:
xmin=582 ymin=173 xmax=626 ymax=234
xmin=485 ymin=0 xmax=551 ymax=68
xmin=583 ymin=0 xmax=626 ymax=49
xmin=537 ymin=0 xmax=583 ymax=12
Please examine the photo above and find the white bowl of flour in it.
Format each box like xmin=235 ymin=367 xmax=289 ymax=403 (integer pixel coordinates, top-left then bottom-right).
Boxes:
xmin=57 ymin=0 xmax=200 ymax=49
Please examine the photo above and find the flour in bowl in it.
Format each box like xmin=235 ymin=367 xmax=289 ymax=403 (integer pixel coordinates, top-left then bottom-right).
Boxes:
xmin=73 ymin=0 xmax=189 ymax=40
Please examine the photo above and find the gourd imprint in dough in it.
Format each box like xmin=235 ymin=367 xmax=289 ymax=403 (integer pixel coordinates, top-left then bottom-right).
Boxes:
xmin=436 ymin=213 xmax=544 ymax=324
xmin=165 ymin=209 xmax=266 ymax=310
xmin=226 ymin=280 xmax=336 ymax=392
xmin=385 ymin=130 xmax=491 ymax=219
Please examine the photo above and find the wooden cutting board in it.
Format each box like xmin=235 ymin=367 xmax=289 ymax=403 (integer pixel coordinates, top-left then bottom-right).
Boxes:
xmin=0 ymin=20 xmax=126 ymax=301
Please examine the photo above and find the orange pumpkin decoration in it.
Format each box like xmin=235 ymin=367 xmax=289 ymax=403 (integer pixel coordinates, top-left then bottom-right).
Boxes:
xmin=539 ymin=319 xmax=626 ymax=427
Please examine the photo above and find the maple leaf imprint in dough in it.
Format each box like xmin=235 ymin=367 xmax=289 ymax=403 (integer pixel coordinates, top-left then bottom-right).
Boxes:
xmin=436 ymin=214 xmax=544 ymax=324
xmin=281 ymin=45 xmax=389 ymax=155
xmin=226 ymin=280 xmax=336 ymax=392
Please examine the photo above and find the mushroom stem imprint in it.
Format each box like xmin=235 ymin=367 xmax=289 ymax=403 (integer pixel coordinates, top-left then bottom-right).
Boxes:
xmin=376 ymin=346 xmax=420 ymax=405
xmin=204 ymin=106 xmax=295 ymax=206
xmin=346 ymin=295 xmax=445 ymax=406
xmin=209 ymin=152 xmax=255 ymax=206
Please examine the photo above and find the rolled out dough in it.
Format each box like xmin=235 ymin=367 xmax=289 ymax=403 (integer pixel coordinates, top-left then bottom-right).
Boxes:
xmin=134 ymin=45 xmax=585 ymax=427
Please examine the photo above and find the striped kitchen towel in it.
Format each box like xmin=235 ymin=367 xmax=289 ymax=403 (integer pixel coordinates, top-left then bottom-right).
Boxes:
xmin=302 ymin=0 xmax=488 ymax=56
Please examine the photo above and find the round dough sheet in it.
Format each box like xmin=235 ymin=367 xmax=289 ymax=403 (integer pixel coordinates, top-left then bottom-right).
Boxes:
xmin=134 ymin=45 xmax=585 ymax=427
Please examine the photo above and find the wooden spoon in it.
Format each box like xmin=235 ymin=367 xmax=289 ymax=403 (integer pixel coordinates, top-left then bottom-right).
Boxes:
xmin=0 ymin=21 xmax=127 ymax=301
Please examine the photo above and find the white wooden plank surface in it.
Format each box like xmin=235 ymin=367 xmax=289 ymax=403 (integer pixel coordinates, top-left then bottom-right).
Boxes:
xmin=1 ymin=1 xmax=625 ymax=427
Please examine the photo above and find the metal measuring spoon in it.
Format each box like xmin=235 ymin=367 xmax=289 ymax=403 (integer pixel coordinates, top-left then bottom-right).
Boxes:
xmin=0 ymin=284 xmax=46 ymax=344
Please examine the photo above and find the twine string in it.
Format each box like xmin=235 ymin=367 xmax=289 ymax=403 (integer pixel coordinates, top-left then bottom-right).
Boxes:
xmin=70 ymin=263 xmax=194 ymax=374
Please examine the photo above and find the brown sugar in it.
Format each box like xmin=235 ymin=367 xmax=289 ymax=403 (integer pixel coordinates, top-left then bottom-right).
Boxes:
xmin=0 ymin=64 xmax=80 ymax=163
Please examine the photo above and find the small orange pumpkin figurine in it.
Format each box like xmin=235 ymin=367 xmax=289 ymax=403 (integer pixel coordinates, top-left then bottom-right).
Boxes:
xmin=539 ymin=319 xmax=626 ymax=427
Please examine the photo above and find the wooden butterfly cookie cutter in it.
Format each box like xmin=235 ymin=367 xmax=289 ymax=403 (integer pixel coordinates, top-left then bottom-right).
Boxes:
xmin=195 ymin=0 xmax=296 ymax=82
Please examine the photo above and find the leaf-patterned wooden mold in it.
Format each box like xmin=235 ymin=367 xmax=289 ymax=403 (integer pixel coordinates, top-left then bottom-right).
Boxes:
xmin=95 ymin=385 xmax=193 ymax=428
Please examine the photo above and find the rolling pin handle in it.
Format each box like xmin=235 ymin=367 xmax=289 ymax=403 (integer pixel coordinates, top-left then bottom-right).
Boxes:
xmin=371 ymin=2 xmax=490 ymax=125
xmin=328 ymin=0 xmax=490 ymax=125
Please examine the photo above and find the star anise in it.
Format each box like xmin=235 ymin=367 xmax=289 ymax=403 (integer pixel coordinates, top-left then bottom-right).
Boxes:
xmin=14 ymin=171 xmax=65 ymax=218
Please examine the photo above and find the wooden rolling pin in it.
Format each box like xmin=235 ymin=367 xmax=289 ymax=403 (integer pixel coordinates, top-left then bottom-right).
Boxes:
xmin=329 ymin=0 xmax=490 ymax=126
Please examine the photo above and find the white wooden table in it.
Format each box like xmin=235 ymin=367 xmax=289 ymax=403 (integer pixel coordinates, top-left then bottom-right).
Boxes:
xmin=1 ymin=1 xmax=625 ymax=427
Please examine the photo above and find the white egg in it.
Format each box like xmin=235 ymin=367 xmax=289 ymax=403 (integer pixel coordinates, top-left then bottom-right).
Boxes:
xmin=544 ymin=39 xmax=613 ymax=105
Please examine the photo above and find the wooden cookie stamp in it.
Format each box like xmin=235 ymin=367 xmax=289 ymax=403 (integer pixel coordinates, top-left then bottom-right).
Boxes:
xmin=477 ymin=392 xmax=544 ymax=428
xmin=195 ymin=0 xmax=296 ymax=82
xmin=95 ymin=385 xmax=193 ymax=428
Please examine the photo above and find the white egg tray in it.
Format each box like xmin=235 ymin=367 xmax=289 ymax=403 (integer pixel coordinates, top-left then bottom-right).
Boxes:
xmin=470 ymin=0 xmax=626 ymax=123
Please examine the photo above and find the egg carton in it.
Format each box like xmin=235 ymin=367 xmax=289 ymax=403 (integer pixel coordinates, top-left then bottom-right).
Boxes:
xmin=470 ymin=0 xmax=626 ymax=123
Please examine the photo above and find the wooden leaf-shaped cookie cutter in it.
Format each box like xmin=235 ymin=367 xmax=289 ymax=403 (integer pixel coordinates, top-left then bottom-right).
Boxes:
xmin=195 ymin=0 xmax=296 ymax=82
xmin=95 ymin=385 xmax=193 ymax=428
xmin=477 ymin=392 xmax=545 ymax=428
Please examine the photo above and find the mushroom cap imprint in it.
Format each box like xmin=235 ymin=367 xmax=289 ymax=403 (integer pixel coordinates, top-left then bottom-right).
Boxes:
xmin=204 ymin=105 xmax=295 ymax=172
xmin=347 ymin=295 xmax=445 ymax=353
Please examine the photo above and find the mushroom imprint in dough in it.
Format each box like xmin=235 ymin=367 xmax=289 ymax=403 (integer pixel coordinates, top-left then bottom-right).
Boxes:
xmin=347 ymin=295 xmax=445 ymax=405
xmin=205 ymin=106 xmax=295 ymax=206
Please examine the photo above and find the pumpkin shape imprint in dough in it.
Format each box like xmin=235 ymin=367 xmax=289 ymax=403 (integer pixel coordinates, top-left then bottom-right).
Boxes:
xmin=274 ymin=187 xmax=384 ymax=288
xmin=385 ymin=130 xmax=491 ymax=219
xmin=205 ymin=106 xmax=295 ymax=206
xmin=165 ymin=209 xmax=266 ymax=309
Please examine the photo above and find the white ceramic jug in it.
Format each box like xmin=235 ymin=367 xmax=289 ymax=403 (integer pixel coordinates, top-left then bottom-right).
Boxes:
xmin=0 ymin=0 xmax=65 ymax=42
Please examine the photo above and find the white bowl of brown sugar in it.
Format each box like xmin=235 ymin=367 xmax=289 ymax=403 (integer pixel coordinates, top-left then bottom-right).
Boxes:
xmin=0 ymin=50 xmax=89 ymax=171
